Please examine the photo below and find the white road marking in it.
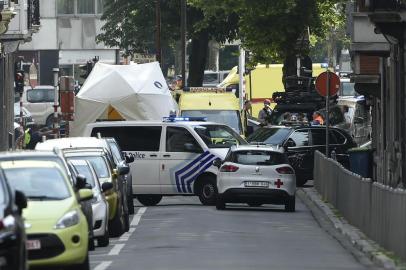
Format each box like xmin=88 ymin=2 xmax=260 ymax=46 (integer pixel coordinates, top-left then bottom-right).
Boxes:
xmin=119 ymin=228 xmax=136 ymax=242
xmin=131 ymin=207 xmax=147 ymax=226
xmin=97 ymin=208 xmax=146 ymax=259
xmin=108 ymin=244 xmax=125 ymax=256
xmin=93 ymin=261 xmax=112 ymax=270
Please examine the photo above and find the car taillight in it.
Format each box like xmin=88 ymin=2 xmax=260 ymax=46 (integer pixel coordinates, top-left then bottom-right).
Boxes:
xmin=276 ymin=166 xmax=294 ymax=174
xmin=220 ymin=165 xmax=239 ymax=172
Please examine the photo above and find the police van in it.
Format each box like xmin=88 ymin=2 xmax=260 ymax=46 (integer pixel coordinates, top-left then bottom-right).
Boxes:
xmin=82 ymin=117 xmax=247 ymax=206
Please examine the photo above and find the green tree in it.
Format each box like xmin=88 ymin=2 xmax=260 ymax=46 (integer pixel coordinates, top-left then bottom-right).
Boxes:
xmin=191 ymin=0 xmax=347 ymax=77
xmin=97 ymin=0 xmax=180 ymax=74
xmin=97 ymin=0 xmax=238 ymax=86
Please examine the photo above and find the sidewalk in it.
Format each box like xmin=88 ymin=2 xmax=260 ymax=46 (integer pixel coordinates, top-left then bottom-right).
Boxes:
xmin=297 ymin=187 xmax=405 ymax=270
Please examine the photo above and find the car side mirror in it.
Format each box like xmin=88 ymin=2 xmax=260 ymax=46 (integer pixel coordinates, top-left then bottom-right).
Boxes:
xmin=15 ymin=190 xmax=27 ymax=214
xmin=125 ymin=154 xmax=134 ymax=163
xmin=117 ymin=165 xmax=130 ymax=175
xmin=184 ymin=143 xmax=202 ymax=153
xmin=75 ymin=174 xmax=87 ymax=189
xmin=102 ymin=182 xmax=114 ymax=193
xmin=78 ymin=189 xmax=93 ymax=201
xmin=353 ymin=117 xmax=364 ymax=124
xmin=284 ymin=139 xmax=296 ymax=148
xmin=212 ymin=159 xmax=222 ymax=168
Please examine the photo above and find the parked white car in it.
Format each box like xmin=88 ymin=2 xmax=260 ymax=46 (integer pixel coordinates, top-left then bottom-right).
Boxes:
xmin=20 ymin=85 xmax=58 ymax=126
xmin=215 ymin=145 xmax=296 ymax=211
xmin=68 ymin=159 xmax=110 ymax=247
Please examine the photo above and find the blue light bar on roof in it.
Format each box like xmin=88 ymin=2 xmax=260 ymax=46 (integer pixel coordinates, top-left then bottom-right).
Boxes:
xmin=321 ymin=63 xmax=328 ymax=68
xmin=163 ymin=116 xmax=207 ymax=122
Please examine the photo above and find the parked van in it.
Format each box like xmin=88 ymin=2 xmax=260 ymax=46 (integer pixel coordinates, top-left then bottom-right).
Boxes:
xmin=20 ymin=86 xmax=59 ymax=126
xmin=320 ymin=96 xmax=371 ymax=146
xmin=82 ymin=118 xmax=247 ymax=206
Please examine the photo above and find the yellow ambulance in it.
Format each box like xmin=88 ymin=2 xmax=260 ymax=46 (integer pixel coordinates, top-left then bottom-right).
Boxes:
xmin=178 ymin=88 xmax=246 ymax=136
xmin=218 ymin=63 xmax=328 ymax=118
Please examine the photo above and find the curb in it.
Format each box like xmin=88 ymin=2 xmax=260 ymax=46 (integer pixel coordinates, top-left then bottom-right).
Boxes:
xmin=297 ymin=187 xmax=403 ymax=270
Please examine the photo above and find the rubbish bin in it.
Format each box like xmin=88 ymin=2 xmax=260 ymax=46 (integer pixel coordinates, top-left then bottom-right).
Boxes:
xmin=348 ymin=147 xmax=373 ymax=178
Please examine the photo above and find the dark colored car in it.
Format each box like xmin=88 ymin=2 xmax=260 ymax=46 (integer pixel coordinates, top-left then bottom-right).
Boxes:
xmin=0 ymin=167 xmax=27 ymax=270
xmin=247 ymin=125 xmax=356 ymax=186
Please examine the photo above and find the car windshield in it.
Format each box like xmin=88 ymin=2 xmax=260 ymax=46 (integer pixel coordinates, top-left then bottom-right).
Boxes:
xmin=228 ymin=150 xmax=287 ymax=166
xmin=247 ymin=128 xmax=291 ymax=145
xmin=182 ymin=110 xmax=242 ymax=134
xmin=68 ymin=156 xmax=110 ymax=179
xmin=193 ymin=124 xmax=247 ymax=148
xmin=71 ymin=164 xmax=97 ymax=188
xmin=3 ymin=167 xmax=70 ymax=200
xmin=108 ymin=142 xmax=124 ymax=163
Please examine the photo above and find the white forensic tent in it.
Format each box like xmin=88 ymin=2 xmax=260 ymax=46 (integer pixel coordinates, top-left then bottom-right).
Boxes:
xmin=70 ymin=62 xmax=178 ymax=136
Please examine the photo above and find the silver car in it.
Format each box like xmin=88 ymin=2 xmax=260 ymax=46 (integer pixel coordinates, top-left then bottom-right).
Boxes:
xmin=68 ymin=159 xmax=110 ymax=247
xmin=215 ymin=145 xmax=296 ymax=211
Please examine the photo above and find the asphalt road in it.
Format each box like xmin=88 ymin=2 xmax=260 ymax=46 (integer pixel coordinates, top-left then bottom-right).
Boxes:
xmin=89 ymin=190 xmax=375 ymax=270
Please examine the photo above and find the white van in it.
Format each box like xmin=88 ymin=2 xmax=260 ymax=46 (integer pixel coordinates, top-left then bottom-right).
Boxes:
xmin=83 ymin=118 xmax=247 ymax=206
xmin=19 ymin=85 xmax=58 ymax=126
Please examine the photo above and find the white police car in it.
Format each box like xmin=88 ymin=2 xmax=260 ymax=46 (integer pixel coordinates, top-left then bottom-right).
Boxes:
xmin=214 ymin=145 xmax=296 ymax=211
xmin=83 ymin=117 xmax=247 ymax=206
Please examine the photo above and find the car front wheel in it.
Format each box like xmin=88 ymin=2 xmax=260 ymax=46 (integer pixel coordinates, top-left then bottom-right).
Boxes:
xmin=136 ymin=195 xmax=162 ymax=206
xmin=198 ymin=177 xmax=218 ymax=205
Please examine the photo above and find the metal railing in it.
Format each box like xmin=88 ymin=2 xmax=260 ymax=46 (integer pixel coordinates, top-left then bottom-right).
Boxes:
xmin=314 ymin=151 xmax=406 ymax=261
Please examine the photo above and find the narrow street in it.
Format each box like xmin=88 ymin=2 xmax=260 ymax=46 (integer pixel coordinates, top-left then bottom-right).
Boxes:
xmin=89 ymin=190 xmax=374 ymax=270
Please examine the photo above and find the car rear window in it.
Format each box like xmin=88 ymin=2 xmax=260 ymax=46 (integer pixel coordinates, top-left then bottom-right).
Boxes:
xmin=247 ymin=128 xmax=291 ymax=145
xmin=227 ymin=150 xmax=287 ymax=166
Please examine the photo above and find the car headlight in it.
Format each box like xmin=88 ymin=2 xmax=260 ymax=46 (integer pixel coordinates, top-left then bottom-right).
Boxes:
xmin=54 ymin=210 xmax=79 ymax=229
xmin=0 ymin=215 xmax=16 ymax=232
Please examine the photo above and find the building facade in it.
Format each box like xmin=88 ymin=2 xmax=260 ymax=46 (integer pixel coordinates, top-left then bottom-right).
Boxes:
xmin=351 ymin=0 xmax=406 ymax=187
xmin=17 ymin=0 xmax=118 ymax=85
xmin=0 ymin=0 xmax=39 ymax=150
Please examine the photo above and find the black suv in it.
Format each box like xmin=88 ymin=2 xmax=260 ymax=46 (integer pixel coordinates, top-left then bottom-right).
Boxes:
xmin=247 ymin=125 xmax=356 ymax=186
xmin=0 ymin=166 xmax=27 ymax=270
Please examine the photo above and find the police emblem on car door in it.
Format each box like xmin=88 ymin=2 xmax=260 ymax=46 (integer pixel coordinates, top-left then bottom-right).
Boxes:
xmin=161 ymin=126 xmax=214 ymax=194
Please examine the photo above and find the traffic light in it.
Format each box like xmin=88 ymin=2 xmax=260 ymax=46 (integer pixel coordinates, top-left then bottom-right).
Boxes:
xmin=79 ymin=61 xmax=93 ymax=80
xmin=15 ymin=70 xmax=25 ymax=93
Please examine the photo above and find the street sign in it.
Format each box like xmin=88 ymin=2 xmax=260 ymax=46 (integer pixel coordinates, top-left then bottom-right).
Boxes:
xmin=315 ymin=71 xmax=340 ymax=97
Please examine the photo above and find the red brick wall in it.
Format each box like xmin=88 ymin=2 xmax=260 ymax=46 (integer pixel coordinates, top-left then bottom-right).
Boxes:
xmin=360 ymin=55 xmax=380 ymax=74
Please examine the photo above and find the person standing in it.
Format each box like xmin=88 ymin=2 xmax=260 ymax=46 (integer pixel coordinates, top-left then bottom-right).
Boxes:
xmin=258 ymin=99 xmax=273 ymax=125
xmin=312 ymin=111 xmax=324 ymax=125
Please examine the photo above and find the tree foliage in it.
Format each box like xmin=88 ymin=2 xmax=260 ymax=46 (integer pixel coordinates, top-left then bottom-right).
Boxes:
xmin=97 ymin=0 xmax=179 ymax=57
xmin=190 ymin=0 xmax=347 ymax=64
xmin=97 ymin=0 xmax=347 ymax=84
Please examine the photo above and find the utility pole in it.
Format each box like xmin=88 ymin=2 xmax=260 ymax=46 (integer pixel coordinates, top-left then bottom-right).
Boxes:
xmin=155 ymin=0 xmax=162 ymax=65
xmin=238 ymin=47 xmax=245 ymax=110
xmin=52 ymin=68 xmax=59 ymax=138
xmin=181 ymin=0 xmax=187 ymax=88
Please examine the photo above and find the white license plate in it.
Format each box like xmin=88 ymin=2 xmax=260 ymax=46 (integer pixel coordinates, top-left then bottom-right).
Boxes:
xmin=26 ymin=240 xmax=41 ymax=250
xmin=244 ymin=181 xmax=269 ymax=187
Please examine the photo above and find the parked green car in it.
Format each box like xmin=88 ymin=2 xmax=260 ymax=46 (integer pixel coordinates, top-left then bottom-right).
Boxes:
xmin=0 ymin=159 xmax=92 ymax=270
